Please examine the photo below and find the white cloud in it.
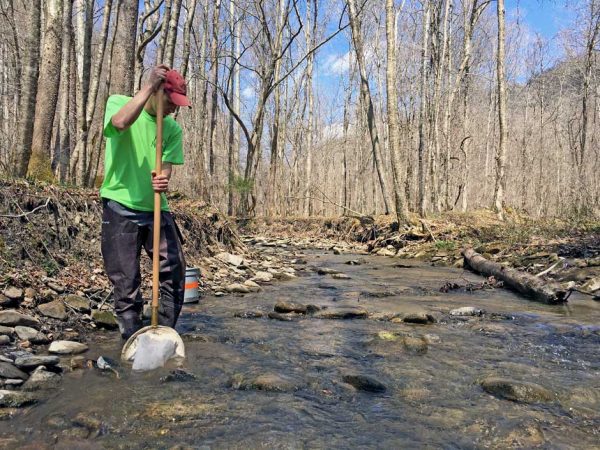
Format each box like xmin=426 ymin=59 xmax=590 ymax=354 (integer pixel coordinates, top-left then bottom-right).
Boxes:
xmin=241 ymin=86 xmax=254 ymax=99
xmin=324 ymin=51 xmax=351 ymax=75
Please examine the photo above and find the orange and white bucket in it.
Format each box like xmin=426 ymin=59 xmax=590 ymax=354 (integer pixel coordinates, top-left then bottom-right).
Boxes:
xmin=184 ymin=267 xmax=201 ymax=304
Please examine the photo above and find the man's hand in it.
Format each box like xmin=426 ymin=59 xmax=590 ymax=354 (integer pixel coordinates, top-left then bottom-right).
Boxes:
xmin=147 ymin=64 xmax=170 ymax=92
xmin=151 ymin=171 xmax=170 ymax=193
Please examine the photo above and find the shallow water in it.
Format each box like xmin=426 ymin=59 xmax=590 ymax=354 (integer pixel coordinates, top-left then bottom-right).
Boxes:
xmin=1 ymin=251 xmax=599 ymax=449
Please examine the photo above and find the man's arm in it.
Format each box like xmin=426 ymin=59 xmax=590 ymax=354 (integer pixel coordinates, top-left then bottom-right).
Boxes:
xmin=111 ymin=65 xmax=169 ymax=132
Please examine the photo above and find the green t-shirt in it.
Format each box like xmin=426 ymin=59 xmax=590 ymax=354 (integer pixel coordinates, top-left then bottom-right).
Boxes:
xmin=100 ymin=94 xmax=184 ymax=212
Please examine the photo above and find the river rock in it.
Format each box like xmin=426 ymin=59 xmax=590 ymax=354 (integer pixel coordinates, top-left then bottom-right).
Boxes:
xmin=233 ymin=311 xmax=264 ymax=319
xmin=316 ymin=267 xmax=339 ymax=275
xmin=0 ymin=311 xmax=40 ymax=328
xmin=225 ymin=283 xmax=251 ymax=294
xmin=377 ymin=331 xmax=401 ymax=341
xmin=0 ymin=362 xmax=29 ymax=380
xmin=342 ymin=374 xmax=387 ymax=393
xmin=403 ymin=335 xmax=428 ymax=354
xmin=160 ymin=369 xmax=198 ymax=383
xmin=480 ymin=377 xmax=555 ymax=403
xmin=243 ymin=280 xmax=261 ymax=292
xmin=252 ymin=271 xmax=274 ymax=283
xmin=396 ymin=312 xmax=435 ymax=325
xmin=3 ymin=287 xmax=23 ymax=302
xmin=14 ymin=326 xmax=50 ymax=345
xmin=14 ymin=355 xmax=60 ymax=370
xmin=332 ymin=273 xmax=351 ymax=280
xmin=314 ymin=307 xmax=368 ymax=320
xmin=63 ymin=295 xmax=91 ymax=313
xmin=274 ymin=302 xmax=307 ymax=314
xmin=450 ymin=306 xmax=484 ymax=316
xmin=0 ymin=336 xmax=9 ymax=346
xmin=38 ymin=300 xmax=68 ymax=321
xmin=0 ymin=390 xmax=38 ymax=407
xmin=216 ymin=252 xmax=244 ymax=267
xmin=581 ymin=277 xmax=600 ymax=293
xmin=22 ymin=367 xmax=61 ymax=391
xmin=46 ymin=282 xmax=66 ymax=294
xmin=246 ymin=373 xmax=301 ymax=392
xmin=0 ymin=294 xmax=16 ymax=308
xmin=49 ymin=341 xmax=88 ymax=355
xmin=91 ymin=310 xmax=118 ymax=329
xmin=376 ymin=248 xmax=396 ymax=257
xmin=267 ymin=312 xmax=294 ymax=321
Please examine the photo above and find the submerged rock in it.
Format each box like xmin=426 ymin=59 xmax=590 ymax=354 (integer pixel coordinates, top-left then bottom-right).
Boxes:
xmin=402 ymin=335 xmax=428 ymax=354
xmin=252 ymin=271 xmax=274 ymax=283
xmin=248 ymin=374 xmax=302 ymax=392
xmin=274 ymin=302 xmax=307 ymax=314
xmin=267 ymin=312 xmax=295 ymax=322
xmin=316 ymin=267 xmax=339 ymax=275
xmin=22 ymin=367 xmax=61 ymax=391
xmin=480 ymin=377 xmax=555 ymax=403
xmin=342 ymin=374 xmax=387 ymax=393
xmin=160 ymin=369 xmax=198 ymax=383
xmin=0 ymin=390 xmax=38 ymax=407
xmin=331 ymin=273 xmax=351 ymax=280
xmin=395 ymin=312 xmax=435 ymax=325
xmin=314 ymin=307 xmax=368 ymax=320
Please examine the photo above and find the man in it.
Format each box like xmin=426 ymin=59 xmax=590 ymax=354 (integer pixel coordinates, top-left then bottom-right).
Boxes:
xmin=100 ymin=65 xmax=191 ymax=339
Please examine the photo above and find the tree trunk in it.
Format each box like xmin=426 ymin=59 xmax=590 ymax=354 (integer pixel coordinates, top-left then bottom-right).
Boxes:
xmin=303 ymin=0 xmax=316 ymax=216
xmin=493 ymin=0 xmax=507 ymax=219
xmin=347 ymin=0 xmax=391 ymax=215
xmin=164 ymin=0 xmax=183 ymax=67
xmin=385 ymin=0 xmax=410 ymax=224
xmin=27 ymin=0 xmax=64 ymax=180
xmin=156 ymin=0 xmax=172 ymax=64
xmin=417 ymin=0 xmax=430 ymax=216
xmin=136 ymin=0 xmax=162 ymax=90
xmin=462 ymin=248 xmax=568 ymax=304
xmin=207 ymin=0 xmax=222 ymax=176
xmin=181 ymin=0 xmax=197 ymax=78
xmin=110 ymin=0 xmax=138 ymax=95
xmin=57 ymin=0 xmax=74 ymax=182
xmin=227 ymin=0 xmax=236 ymax=216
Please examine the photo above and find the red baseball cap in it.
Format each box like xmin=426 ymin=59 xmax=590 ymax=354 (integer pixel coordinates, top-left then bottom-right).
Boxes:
xmin=163 ymin=70 xmax=191 ymax=107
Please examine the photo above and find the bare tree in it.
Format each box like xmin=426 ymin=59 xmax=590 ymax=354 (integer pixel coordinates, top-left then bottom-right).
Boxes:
xmin=27 ymin=0 xmax=63 ymax=180
xmin=110 ymin=0 xmax=139 ymax=95
xmin=493 ymin=0 xmax=507 ymax=219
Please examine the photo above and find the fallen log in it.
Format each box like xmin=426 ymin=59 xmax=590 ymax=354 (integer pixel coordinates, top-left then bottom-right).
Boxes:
xmin=462 ymin=248 xmax=569 ymax=304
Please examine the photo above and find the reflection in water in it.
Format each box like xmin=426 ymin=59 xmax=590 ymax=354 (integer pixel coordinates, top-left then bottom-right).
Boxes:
xmin=1 ymin=251 xmax=598 ymax=448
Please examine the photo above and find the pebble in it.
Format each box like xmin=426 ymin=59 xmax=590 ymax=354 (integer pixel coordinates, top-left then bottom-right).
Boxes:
xmin=331 ymin=273 xmax=351 ymax=280
xmin=233 ymin=311 xmax=264 ymax=319
xmin=252 ymin=271 xmax=274 ymax=283
xmin=314 ymin=307 xmax=368 ymax=320
xmin=0 ymin=335 xmax=9 ymax=345
xmin=267 ymin=312 xmax=295 ymax=321
xmin=397 ymin=312 xmax=435 ymax=325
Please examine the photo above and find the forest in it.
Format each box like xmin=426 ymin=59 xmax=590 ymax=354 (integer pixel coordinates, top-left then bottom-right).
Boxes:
xmin=0 ymin=0 xmax=598 ymax=220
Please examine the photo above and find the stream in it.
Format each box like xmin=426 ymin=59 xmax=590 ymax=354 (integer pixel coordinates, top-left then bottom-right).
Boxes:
xmin=1 ymin=248 xmax=598 ymax=449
